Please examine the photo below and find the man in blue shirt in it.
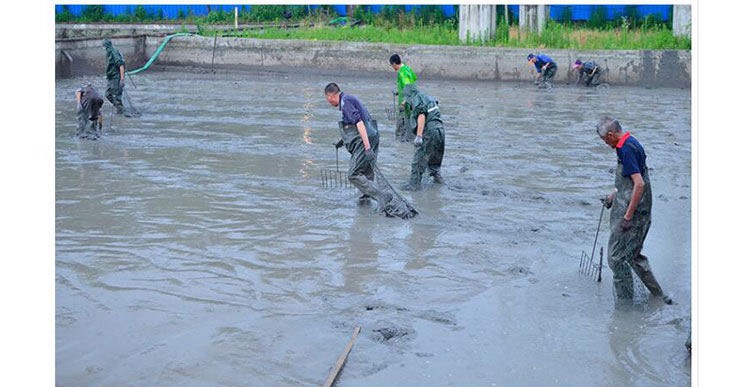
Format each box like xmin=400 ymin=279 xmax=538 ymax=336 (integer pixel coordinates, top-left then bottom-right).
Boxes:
xmin=597 ymin=117 xmax=672 ymax=305
xmin=325 ymin=82 xmax=391 ymax=213
xmin=527 ymin=53 xmax=557 ymax=88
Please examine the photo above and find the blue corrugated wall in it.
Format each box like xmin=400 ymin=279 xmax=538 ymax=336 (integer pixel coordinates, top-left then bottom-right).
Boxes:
xmin=549 ymin=5 xmax=670 ymax=21
xmin=55 ymin=4 xmax=670 ymax=21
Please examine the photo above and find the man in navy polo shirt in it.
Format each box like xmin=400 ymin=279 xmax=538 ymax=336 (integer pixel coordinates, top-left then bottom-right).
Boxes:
xmin=527 ymin=53 xmax=557 ymax=88
xmin=325 ymin=82 xmax=391 ymax=213
xmin=597 ymin=117 xmax=672 ymax=305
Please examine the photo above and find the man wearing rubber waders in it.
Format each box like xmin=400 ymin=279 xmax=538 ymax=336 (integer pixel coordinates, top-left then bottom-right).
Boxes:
xmin=325 ymin=82 xmax=392 ymax=213
xmin=527 ymin=53 xmax=557 ymax=88
xmin=102 ymin=39 xmax=126 ymax=115
xmin=573 ymin=59 xmax=601 ymax=87
xmin=400 ymin=84 xmax=445 ymax=191
xmin=75 ymin=83 xmax=104 ymax=140
xmin=389 ymin=54 xmax=417 ymax=142
xmin=597 ymin=117 xmax=672 ymax=305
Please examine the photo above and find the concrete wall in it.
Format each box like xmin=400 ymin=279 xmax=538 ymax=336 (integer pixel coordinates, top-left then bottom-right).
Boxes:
xmin=55 ymin=25 xmax=691 ymax=88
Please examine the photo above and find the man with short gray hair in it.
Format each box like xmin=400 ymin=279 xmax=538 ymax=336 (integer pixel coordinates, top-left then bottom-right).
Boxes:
xmin=597 ymin=117 xmax=672 ymax=305
xmin=325 ymin=82 xmax=391 ymax=213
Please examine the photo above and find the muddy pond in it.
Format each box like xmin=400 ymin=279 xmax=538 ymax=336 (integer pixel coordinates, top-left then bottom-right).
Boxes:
xmin=56 ymin=67 xmax=691 ymax=386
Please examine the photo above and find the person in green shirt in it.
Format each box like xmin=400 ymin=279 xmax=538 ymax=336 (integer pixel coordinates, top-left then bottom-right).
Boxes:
xmin=390 ymin=54 xmax=417 ymax=142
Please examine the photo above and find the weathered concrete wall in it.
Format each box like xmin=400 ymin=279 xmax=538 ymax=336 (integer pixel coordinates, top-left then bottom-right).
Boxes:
xmin=56 ymin=36 xmax=147 ymax=79
xmin=55 ymin=25 xmax=691 ymax=88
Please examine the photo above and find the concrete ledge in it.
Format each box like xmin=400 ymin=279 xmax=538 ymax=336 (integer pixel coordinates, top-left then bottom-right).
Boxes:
xmin=55 ymin=26 xmax=691 ymax=88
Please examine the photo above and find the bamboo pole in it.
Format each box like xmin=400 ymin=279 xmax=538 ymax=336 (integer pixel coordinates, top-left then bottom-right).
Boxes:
xmin=323 ymin=326 xmax=361 ymax=387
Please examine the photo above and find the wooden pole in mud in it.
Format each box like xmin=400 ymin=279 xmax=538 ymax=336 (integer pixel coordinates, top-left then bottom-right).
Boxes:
xmin=323 ymin=326 xmax=361 ymax=387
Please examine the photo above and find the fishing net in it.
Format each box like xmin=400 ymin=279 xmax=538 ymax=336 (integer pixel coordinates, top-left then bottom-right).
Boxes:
xmin=630 ymin=267 xmax=651 ymax=304
xmin=371 ymin=163 xmax=418 ymax=219
xmin=122 ymin=87 xmax=142 ymax=117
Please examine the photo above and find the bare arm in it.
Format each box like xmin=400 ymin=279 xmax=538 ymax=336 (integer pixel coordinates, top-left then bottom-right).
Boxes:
xmin=416 ymin=114 xmax=426 ymax=137
xmin=119 ymin=65 xmax=125 ymax=82
xmin=356 ymin=120 xmax=371 ymax=150
xmin=624 ymin=173 xmax=645 ymax=221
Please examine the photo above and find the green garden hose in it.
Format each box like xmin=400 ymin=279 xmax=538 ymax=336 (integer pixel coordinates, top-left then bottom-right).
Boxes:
xmin=125 ymin=32 xmax=194 ymax=76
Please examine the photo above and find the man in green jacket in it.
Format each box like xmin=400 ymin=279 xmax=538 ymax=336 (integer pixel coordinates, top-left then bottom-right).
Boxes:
xmin=103 ymin=39 xmax=126 ymax=115
xmin=401 ymin=84 xmax=445 ymax=190
xmin=390 ymin=54 xmax=417 ymax=142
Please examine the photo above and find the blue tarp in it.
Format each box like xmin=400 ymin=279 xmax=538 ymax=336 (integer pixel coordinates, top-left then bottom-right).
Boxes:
xmin=56 ymin=4 xmax=670 ymax=21
xmin=549 ymin=5 xmax=670 ymax=21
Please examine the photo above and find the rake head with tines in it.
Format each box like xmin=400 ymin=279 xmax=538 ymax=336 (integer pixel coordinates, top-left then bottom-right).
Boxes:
xmin=384 ymin=90 xmax=398 ymax=122
xmin=320 ymin=144 xmax=353 ymax=189
xmin=579 ymin=203 xmax=606 ymax=281
xmin=384 ymin=108 xmax=396 ymax=122
xmin=320 ymin=168 xmax=351 ymax=188
xmin=579 ymin=246 xmax=604 ymax=281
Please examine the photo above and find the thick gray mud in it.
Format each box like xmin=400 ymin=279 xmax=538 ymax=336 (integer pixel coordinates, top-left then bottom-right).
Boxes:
xmin=56 ymin=67 xmax=691 ymax=386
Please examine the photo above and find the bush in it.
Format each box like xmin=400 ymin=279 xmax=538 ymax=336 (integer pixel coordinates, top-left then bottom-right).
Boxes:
xmin=134 ymin=5 xmax=148 ymax=21
xmin=56 ymin=5 xmax=74 ymax=22
xmin=588 ymin=6 xmax=608 ymax=30
xmin=81 ymin=5 xmax=105 ymax=22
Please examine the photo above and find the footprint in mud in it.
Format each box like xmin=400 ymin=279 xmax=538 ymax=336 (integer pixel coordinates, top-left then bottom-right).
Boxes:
xmin=370 ymin=321 xmax=415 ymax=343
xmin=506 ymin=265 xmax=534 ymax=277
xmin=364 ymin=302 xmax=409 ymax=312
xmin=416 ymin=309 xmax=458 ymax=327
xmin=506 ymin=265 xmax=539 ymax=284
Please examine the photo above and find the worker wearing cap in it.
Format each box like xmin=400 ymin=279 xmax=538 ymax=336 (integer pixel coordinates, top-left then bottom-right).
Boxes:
xmin=573 ymin=59 xmax=601 ymax=87
xmin=527 ymin=53 xmax=557 ymax=88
